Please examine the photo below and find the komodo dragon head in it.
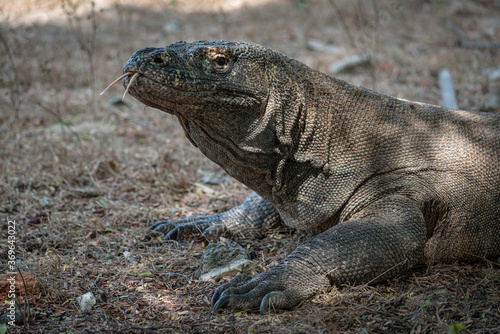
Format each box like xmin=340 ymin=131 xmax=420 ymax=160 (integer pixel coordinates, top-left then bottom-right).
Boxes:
xmin=104 ymin=40 xmax=321 ymax=201
xmin=120 ymin=40 xmax=270 ymax=116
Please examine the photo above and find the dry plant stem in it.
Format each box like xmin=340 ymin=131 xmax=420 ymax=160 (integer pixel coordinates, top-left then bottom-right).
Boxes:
xmin=17 ymin=267 xmax=31 ymax=326
xmin=326 ymin=0 xmax=357 ymax=50
xmin=60 ymin=0 xmax=98 ymax=109
xmin=0 ymin=27 xmax=21 ymax=115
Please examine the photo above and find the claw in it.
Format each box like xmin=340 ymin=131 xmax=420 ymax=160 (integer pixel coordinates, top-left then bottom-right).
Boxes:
xmin=149 ymin=219 xmax=168 ymax=231
xmin=211 ymin=274 xmax=255 ymax=312
xmin=211 ymin=286 xmax=224 ymax=308
xmin=212 ymin=295 xmax=231 ymax=314
xmin=164 ymin=228 xmax=180 ymax=241
xmin=259 ymin=290 xmax=290 ymax=315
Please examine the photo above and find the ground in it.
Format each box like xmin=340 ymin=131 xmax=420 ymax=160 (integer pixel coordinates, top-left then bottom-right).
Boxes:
xmin=0 ymin=0 xmax=499 ymax=333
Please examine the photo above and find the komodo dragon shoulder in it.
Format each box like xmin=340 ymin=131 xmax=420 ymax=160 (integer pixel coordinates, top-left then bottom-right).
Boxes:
xmin=105 ymin=40 xmax=500 ymax=314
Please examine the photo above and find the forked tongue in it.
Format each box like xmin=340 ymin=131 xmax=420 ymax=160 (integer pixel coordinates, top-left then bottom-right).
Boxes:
xmin=100 ymin=72 xmax=140 ymax=101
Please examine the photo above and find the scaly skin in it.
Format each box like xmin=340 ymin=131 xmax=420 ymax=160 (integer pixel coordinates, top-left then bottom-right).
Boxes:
xmin=120 ymin=40 xmax=500 ymax=314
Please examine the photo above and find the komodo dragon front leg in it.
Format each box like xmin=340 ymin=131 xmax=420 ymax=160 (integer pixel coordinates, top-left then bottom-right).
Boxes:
xmin=211 ymin=195 xmax=426 ymax=314
xmin=150 ymin=192 xmax=282 ymax=241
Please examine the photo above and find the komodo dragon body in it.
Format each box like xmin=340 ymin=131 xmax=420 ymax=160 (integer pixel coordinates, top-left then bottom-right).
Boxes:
xmin=117 ymin=40 xmax=500 ymax=314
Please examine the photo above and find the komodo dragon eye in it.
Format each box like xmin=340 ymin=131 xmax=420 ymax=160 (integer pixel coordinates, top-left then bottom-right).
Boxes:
xmin=213 ymin=56 xmax=229 ymax=68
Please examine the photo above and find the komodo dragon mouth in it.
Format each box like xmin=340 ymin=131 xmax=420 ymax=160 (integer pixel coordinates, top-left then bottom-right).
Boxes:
xmin=102 ymin=70 xmax=260 ymax=108
xmin=101 ymin=70 xmax=208 ymax=110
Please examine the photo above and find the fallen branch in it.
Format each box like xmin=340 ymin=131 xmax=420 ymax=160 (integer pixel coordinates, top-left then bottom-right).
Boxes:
xmin=447 ymin=22 xmax=500 ymax=50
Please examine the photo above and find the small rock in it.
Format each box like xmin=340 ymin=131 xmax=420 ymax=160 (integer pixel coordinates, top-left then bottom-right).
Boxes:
xmin=76 ymin=292 xmax=96 ymax=312
xmin=329 ymin=54 xmax=370 ymax=74
xmin=482 ymin=67 xmax=500 ymax=81
xmin=39 ymin=196 xmax=53 ymax=208
xmin=123 ymin=251 xmax=137 ymax=264
xmin=195 ymin=238 xmax=264 ymax=282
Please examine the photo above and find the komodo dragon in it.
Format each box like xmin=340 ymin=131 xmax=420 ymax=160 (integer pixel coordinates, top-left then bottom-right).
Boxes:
xmin=105 ymin=40 xmax=500 ymax=314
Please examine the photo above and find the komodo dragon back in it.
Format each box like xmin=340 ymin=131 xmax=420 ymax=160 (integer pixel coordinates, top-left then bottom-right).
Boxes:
xmin=104 ymin=40 xmax=500 ymax=314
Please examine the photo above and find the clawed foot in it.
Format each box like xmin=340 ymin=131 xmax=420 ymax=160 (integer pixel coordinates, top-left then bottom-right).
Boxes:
xmin=149 ymin=215 xmax=227 ymax=242
xmin=211 ymin=263 xmax=330 ymax=314
xmin=148 ymin=192 xmax=281 ymax=243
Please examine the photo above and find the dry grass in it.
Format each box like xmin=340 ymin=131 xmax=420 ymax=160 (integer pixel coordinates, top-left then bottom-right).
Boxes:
xmin=1 ymin=0 xmax=499 ymax=332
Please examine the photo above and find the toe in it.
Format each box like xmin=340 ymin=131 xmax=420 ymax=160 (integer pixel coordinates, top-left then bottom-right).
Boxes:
xmin=259 ymin=289 xmax=301 ymax=314
xmin=164 ymin=227 xmax=181 ymax=241
xmin=212 ymin=279 xmax=285 ymax=313
xmin=150 ymin=220 xmax=171 ymax=232
xmin=211 ymin=274 xmax=253 ymax=307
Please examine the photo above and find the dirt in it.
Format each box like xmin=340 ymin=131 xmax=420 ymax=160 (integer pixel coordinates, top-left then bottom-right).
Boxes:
xmin=0 ymin=0 xmax=499 ymax=332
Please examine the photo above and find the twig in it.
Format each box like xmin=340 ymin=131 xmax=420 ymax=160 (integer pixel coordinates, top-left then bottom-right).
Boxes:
xmin=447 ymin=22 xmax=500 ymax=50
xmin=391 ymin=286 xmax=414 ymax=306
xmin=216 ymin=0 xmax=228 ymax=39
xmin=16 ymin=268 xmax=32 ymax=327
xmin=325 ymin=0 xmax=357 ymax=50
xmin=25 ymin=96 xmax=81 ymax=141
xmin=123 ymin=322 xmax=236 ymax=331
xmin=60 ymin=0 xmax=98 ymax=110
xmin=369 ymin=0 xmax=379 ymax=90
xmin=0 ymin=25 xmax=22 ymax=116
xmin=365 ymin=259 xmax=408 ymax=286
xmin=464 ymin=252 xmax=500 ymax=267
xmin=189 ymin=322 xmax=236 ymax=327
